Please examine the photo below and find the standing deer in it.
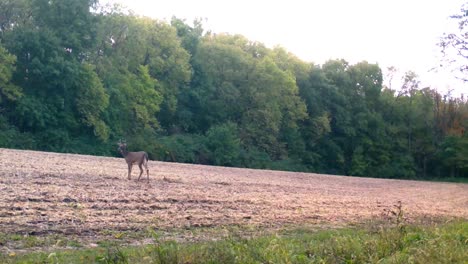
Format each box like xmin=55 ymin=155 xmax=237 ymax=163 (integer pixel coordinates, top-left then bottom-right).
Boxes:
xmin=117 ymin=141 xmax=149 ymax=182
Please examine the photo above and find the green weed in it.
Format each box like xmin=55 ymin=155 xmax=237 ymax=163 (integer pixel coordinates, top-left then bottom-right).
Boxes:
xmin=1 ymin=221 xmax=467 ymax=264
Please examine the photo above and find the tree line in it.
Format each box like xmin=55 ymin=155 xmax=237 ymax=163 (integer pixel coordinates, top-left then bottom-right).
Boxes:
xmin=0 ymin=0 xmax=466 ymax=179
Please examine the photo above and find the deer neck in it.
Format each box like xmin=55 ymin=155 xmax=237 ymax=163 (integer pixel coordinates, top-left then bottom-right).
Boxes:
xmin=120 ymin=148 xmax=129 ymax=157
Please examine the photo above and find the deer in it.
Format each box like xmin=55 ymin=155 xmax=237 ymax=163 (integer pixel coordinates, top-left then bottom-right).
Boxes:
xmin=117 ymin=141 xmax=149 ymax=183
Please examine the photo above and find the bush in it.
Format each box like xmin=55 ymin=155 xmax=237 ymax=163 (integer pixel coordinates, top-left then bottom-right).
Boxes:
xmin=0 ymin=116 xmax=36 ymax=149
xmin=204 ymin=122 xmax=241 ymax=166
xmin=155 ymin=134 xmax=207 ymax=164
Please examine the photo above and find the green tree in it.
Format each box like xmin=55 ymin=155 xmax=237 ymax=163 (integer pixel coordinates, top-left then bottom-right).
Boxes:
xmin=102 ymin=65 xmax=162 ymax=138
xmin=296 ymin=65 xmax=335 ymax=171
xmin=0 ymin=42 xmax=27 ymax=148
xmin=0 ymin=44 xmax=21 ymax=103
xmin=438 ymin=135 xmax=468 ymax=178
xmin=171 ymin=17 xmax=204 ymax=57
xmin=94 ymin=13 xmax=191 ymax=134
xmin=190 ymin=34 xmax=252 ymax=131
xmin=75 ymin=63 xmax=109 ymax=141
xmin=1 ymin=0 xmax=108 ymax=151
xmin=31 ymin=0 xmax=98 ymax=57
xmin=205 ymin=122 xmax=241 ymax=166
xmin=0 ymin=0 xmax=30 ymax=37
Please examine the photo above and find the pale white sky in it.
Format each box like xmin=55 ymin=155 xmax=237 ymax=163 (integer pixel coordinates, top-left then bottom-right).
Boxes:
xmin=103 ymin=0 xmax=467 ymax=97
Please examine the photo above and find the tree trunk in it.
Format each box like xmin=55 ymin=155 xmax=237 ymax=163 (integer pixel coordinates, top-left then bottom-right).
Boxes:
xmin=423 ymin=156 xmax=427 ymax=178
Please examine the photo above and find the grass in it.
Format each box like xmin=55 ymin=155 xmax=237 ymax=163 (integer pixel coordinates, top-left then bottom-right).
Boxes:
xmin=0 ymin=233 xmax=83 ymax=250
xmin=1 ymin=220 xmax=466 ymax=264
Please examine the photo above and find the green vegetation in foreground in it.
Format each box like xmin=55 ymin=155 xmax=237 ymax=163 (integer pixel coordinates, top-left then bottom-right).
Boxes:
xmin=1 ymin=221 xmax=467 ymax=264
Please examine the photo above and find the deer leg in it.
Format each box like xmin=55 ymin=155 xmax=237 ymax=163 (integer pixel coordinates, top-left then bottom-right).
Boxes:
xmin=137 ymin=163 xmax=143 ymax=181
xmin=145 ymin=162 xmax=149 ymax=183
xmin=127 ymin=164 xmax=133 ymax=180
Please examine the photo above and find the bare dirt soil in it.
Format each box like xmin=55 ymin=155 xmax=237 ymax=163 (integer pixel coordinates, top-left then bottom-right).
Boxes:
xmin=1 ymin=148 xmax=467 ymax=249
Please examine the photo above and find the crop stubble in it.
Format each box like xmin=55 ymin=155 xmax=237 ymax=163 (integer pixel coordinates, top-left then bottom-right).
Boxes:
xmin=0 ymin=148 xmax=467 ymax=243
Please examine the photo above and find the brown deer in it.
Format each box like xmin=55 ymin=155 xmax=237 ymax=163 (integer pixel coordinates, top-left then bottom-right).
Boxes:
xmin=117 ymin=141 xmax=149 ymax=182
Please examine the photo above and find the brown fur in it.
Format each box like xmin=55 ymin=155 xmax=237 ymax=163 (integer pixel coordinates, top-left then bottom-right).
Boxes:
xmin=117 ymin=142 xmax=149 ymax=182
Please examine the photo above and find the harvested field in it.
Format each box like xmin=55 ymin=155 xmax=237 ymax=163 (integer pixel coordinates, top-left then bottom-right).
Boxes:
xmin=0 ymin=148 xmax=467 ymax=249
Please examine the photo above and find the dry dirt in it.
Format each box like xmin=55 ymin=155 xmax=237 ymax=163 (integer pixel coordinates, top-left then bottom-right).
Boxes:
xmin=1 ymin=148 xmax=467 ymax=249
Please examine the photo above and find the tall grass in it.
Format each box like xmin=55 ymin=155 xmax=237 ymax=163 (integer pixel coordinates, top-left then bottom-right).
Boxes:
xmin=1 ymin=220 xmax=467 ymax=263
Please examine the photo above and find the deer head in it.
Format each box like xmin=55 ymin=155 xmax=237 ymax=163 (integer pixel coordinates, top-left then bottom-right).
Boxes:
xmin=117 ymin=139 xmax=128 ymax=156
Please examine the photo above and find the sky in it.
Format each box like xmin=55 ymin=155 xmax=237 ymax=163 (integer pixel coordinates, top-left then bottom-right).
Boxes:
xmin=102 ymin=0 xmax=466 ymax=97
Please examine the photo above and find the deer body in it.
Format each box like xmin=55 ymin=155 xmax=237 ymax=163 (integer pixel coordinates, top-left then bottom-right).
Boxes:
xmin=118 ymin=143 xmax=149 ymax=182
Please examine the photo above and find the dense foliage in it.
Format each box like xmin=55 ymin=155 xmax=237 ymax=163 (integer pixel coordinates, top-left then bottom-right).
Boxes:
xmin=2 ymin=221 xmax=467 ymax=263
xmin=0 ymin=0 xmax=466 ymax=179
